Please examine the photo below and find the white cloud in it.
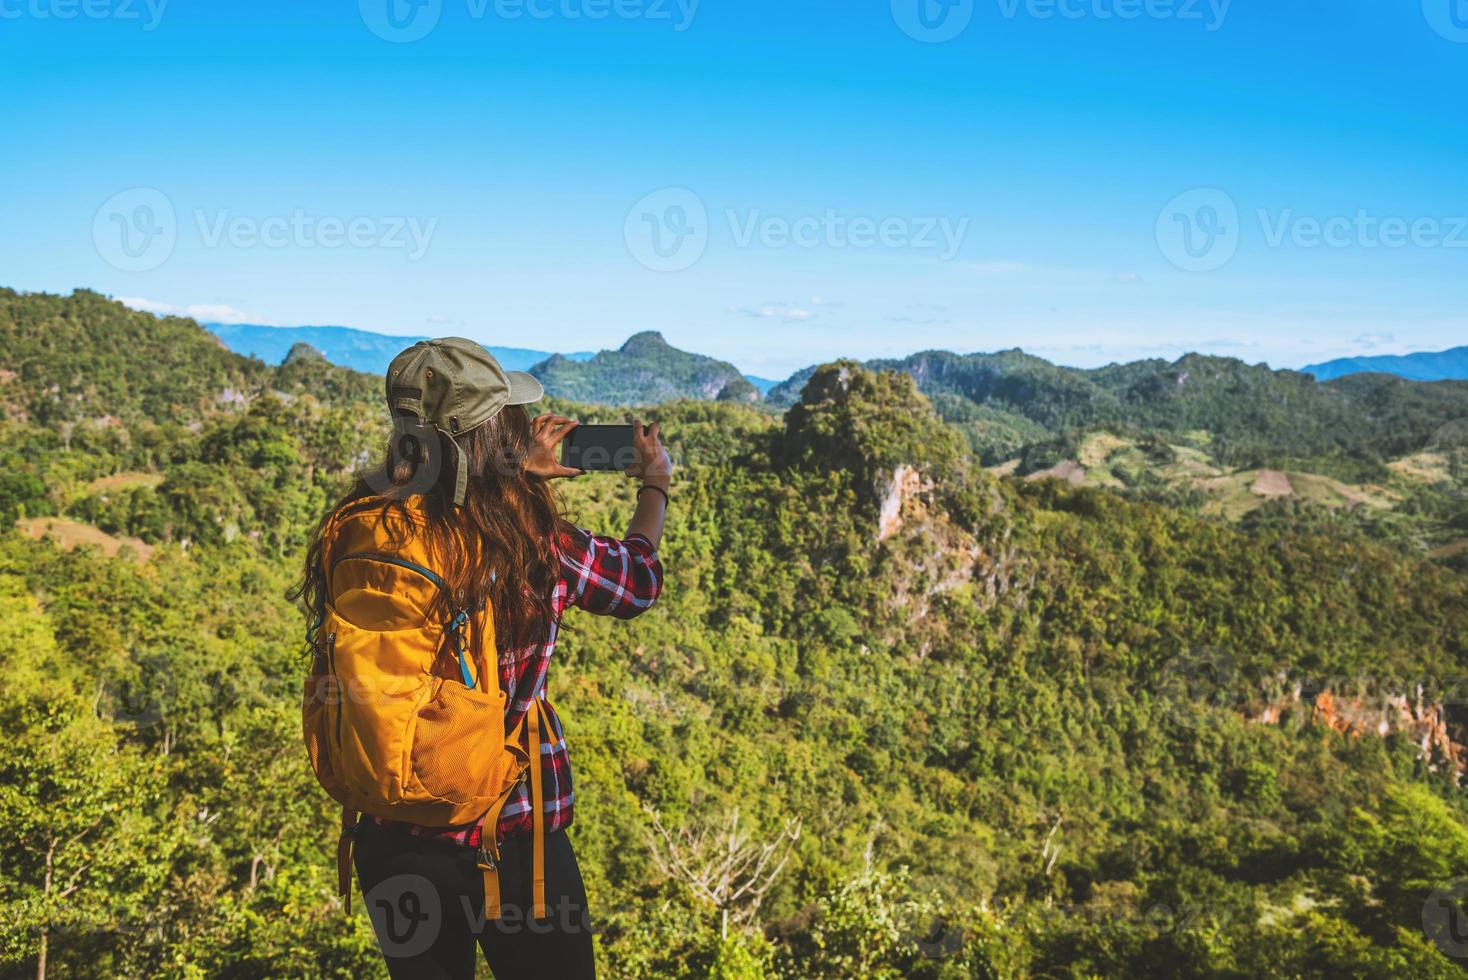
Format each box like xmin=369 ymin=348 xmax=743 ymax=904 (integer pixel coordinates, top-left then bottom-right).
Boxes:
xmin=735 ymin=304 xmax=814 ymax=323
xmin=1116 ymin=273 xmax=1141 ymax=283
xmin=118 ymin=296 xmax=256 ymax=324
xmin=1353 ymin=332 xmax=1395 ymax=349
xmin=886 ymin=306 xmax=950 ymax=325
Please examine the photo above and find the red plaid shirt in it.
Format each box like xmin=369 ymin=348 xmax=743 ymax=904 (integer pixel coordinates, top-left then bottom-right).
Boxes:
xmin=370 ymin=527 xmax=662 ymax=847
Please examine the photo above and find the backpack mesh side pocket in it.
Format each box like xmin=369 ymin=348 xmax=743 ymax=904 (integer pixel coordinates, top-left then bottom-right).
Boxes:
xmin=411 ymin=678 xmax=513 ymax=805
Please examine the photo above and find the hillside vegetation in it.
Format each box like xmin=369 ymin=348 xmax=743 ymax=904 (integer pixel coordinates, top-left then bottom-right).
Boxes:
xmin=2 ymin=291 xmax=1467 ymax=978
xmin=199 ymin=316 xmax=1468 ymax=557
xmin=767 ymin=348 xmax=1468 ymax=560
xmin=770 ymin=348 xmax=1468 ymax=462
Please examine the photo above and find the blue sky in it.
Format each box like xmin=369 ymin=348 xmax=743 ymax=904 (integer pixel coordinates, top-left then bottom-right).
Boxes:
xmin=2 ymin=0 xmax=1465 ymax=378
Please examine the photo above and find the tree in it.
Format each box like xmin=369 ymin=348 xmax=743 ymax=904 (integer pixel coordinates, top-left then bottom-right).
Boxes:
xmin=645 ymin=806 xmax=801 ymax=940
xmin=0 ymin=579 xmax=167 ymax=980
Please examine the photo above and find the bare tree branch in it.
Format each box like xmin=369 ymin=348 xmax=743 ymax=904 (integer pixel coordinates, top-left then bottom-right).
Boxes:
xmin=644 ymin=804 xmax=802 ymax=939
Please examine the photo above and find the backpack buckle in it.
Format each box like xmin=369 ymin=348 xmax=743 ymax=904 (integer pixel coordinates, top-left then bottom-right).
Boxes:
xmin=476 ymin=845 xmax=497 ymax=871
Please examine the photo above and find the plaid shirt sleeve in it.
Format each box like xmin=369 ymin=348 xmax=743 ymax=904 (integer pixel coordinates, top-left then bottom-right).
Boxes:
xmin=558 ymin=527 xmax=663 ymax=618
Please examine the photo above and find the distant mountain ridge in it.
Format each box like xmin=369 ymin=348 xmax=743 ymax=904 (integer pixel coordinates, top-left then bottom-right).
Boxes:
xmin=208 ymin=321 xmax=1468 ymax=432
xmin=1301 ymin=345 xmax=1468 ymax=382
xmin=15 ymin=293 xmax=1463 ymax=476
xmin=210 ymin=321 xmax=780 ymax=399
xmin=5 ymin=288 xmax=1465 ymax=565
xmin=206 ymin=322 xmax=593 ymax=374
xmin=529 ymin=331 xmax=760 ymax=406
xmin=768 ymin=348 xmax=1468 ymax=464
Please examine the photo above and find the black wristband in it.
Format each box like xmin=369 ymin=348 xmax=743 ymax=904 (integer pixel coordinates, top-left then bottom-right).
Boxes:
xmin=637 ymin=484 xmax=669 ymax=507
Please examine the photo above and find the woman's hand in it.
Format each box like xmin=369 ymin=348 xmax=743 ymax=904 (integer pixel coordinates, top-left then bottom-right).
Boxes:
xmin=624 ymin=420 xmax=673 ymax=487
xmin=524 ymin=414 xmax=583 ymax=479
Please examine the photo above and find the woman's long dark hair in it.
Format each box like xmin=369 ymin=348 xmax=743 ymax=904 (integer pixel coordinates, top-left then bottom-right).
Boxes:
xmin=294 ymin=404 xmax=568 ymax=658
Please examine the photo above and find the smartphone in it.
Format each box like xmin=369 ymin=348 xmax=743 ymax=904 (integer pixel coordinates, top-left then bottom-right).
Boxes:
xmin=560 ymin=424 xmax=640 ymax=472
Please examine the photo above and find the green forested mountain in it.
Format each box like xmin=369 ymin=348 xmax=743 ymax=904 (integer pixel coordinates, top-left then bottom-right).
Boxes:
xmin=769 ymin=348 xmax=1468 ymax=462
xmin=530 ymin=331 xmax=759 ymax=405
xmin=204 ymin=311 xmax=1468 ymax=477
xmin=766 ymin=349 xmax=1468 ymax=561
xmin=1 ymin=288 xmax=268 ymax=427
xmin=3 ymin=291 xmax=1468 ymax=979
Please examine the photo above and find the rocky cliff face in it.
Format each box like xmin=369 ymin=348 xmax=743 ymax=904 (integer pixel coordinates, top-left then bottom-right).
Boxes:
xmin=1253 ymin=684 xmax=1467 ymax=784
xmin=876 ymin=464 xmax=926 ymax=542
xmin=870 ymin=461 xmax=1031 ymax=662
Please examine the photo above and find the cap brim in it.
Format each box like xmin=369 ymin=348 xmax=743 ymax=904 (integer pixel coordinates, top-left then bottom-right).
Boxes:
xmin=505 ymin=371 xmax=544 ymax=405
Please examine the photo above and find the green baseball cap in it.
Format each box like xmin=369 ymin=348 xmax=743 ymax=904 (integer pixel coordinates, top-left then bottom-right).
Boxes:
xmin=386 ymin=337 xmax=544 ymax=504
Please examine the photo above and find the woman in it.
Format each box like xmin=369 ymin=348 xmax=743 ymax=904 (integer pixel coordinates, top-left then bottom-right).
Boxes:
xmin=298 ymin=338 xmax=670 ymax=979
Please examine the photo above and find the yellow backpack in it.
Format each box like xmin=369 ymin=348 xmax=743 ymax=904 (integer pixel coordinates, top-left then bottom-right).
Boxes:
xmin=302 ymin=499 xmax=548 ymax=917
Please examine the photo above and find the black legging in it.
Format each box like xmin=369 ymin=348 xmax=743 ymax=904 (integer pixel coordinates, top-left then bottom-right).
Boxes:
xmin=353 ymin=820 xmax=596 ymax=979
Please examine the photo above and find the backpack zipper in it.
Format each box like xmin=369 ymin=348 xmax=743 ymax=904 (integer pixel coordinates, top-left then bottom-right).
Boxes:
xmin=328 ymin=551 xmax=476 ymax=689
xmin=327 ymin=631 xmax=341 ymax=746
xmin=330 ymin=551 xmax=446 ymax=590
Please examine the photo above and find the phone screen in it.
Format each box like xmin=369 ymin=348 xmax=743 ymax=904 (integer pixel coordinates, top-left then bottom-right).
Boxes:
xmin=560 ymin=424 xmax=639 ymax=472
